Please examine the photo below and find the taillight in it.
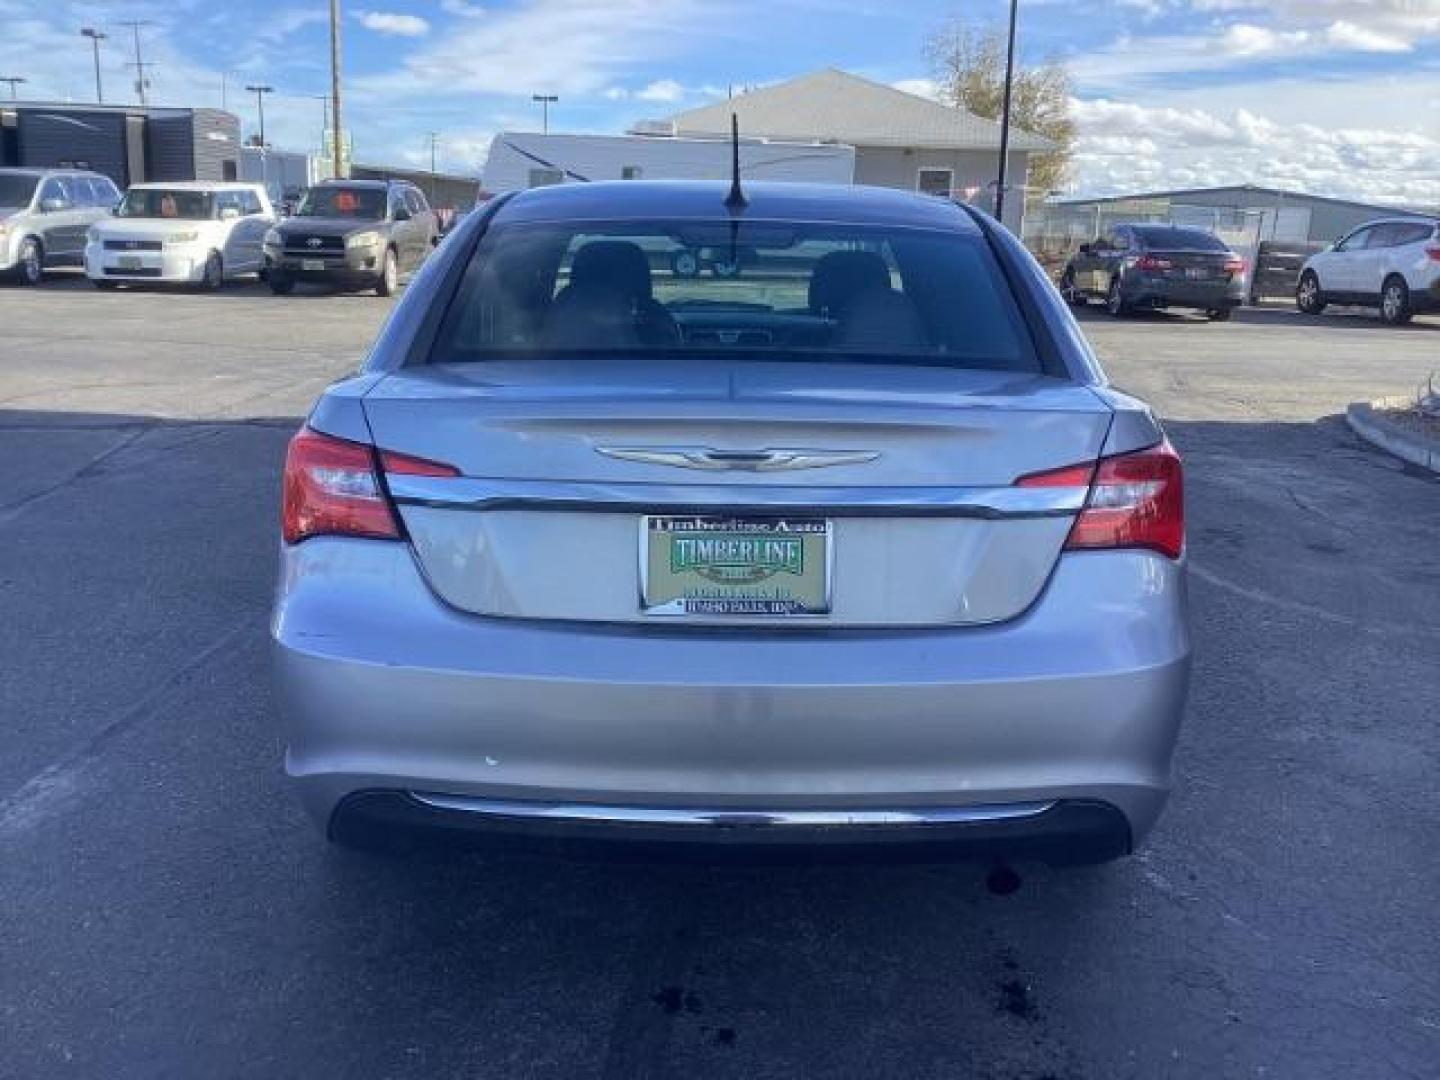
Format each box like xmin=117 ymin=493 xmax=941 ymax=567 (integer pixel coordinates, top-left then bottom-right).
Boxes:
xmin=1017 ymin=440 xmax=1184 ymax=560
xmin=1135 ymin=254 xmax=1171 ymax=272
xmin=1425 ymin=246 xmax=1440 ymax=262
xmin=281 ymin=427 xmax=458 ymax=544
xmin=1224 ymin=257 xmax=1246 ymax=274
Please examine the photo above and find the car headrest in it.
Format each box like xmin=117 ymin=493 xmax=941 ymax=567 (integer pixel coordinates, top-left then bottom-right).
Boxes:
xmin=570 ymin=241 xmax=653 ymax=301
xmin=808 ymin=251 xmax=892 ymax=316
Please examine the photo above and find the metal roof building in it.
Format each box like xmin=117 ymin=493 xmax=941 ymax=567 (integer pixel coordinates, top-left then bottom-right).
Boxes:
xmin=1051 ymin=184 xmax=1437 ymax=246
xmin=0 ymin=102 xmax=240 ymax=189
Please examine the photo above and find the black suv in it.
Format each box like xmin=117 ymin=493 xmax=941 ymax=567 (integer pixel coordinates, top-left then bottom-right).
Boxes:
xmin=263 ymin=179 xmax=437 ymax=296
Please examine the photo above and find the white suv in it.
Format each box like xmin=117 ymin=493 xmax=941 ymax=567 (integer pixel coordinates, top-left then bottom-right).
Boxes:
xmin=85 ymin=182 xmax=275 ymax=290
xmin=1297 ymin=217 xmax=1440 ymax=325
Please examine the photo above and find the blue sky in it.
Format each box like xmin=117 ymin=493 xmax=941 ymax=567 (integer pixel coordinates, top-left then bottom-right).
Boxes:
xmin=3 ymin=0 xmax=1438 ymax=203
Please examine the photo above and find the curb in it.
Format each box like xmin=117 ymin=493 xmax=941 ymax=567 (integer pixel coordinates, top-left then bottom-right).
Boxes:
xmin=1346 ymin=397 xmax=1440 ymax=476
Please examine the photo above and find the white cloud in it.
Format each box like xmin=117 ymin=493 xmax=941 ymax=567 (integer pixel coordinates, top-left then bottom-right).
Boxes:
xmin=1324 ymin=19 xmax=1411 ymax=53
xmin=891 ymin=78 xmax=942 ymax=101
xmin=636 ymin=78 xmax=684 ymax=103
xmin=356 ymin=11 xmax=430 ymax=37
xmin=1068 ymin=94 xmax=1440 ymax=208
xmin=355 ymin=0 xmax=704 ymax=101
xmin=440 ymin=0 xmax=487 ymax=15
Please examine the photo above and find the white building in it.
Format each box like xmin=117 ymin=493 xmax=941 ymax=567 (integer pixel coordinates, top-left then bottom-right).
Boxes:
xmin=665 ymin=69 xmax=1053 ymax=232
xmin=481 ymin=131 xmax=855 ymax=194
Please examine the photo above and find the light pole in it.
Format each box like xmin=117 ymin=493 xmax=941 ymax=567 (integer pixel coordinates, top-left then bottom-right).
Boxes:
xmin=993 ymin=0 xmax=1019 ymax=226
xmin=532 ymin=94 xmax=557 ymax=134
xmin=80 ymin=28 xmax=107 ymax=104
xmin=0 ymin=76 xmax=25 ymax=101
xmin=246 ymin=84 xmax=273 ymax=192
xmin=304 ymin=94 xmax=330 ymax=158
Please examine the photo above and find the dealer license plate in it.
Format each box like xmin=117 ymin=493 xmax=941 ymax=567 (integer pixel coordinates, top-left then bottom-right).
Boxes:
xmin=302 ymin=259 xmax=326 ymax=271
xmin=641 ymin=516 xmax=831 ymax=617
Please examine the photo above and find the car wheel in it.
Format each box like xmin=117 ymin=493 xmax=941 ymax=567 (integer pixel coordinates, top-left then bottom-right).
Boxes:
xmin=1207 ymin=307 xmax=1233 ymax=322
xmin=1296 ymin=271 xmax=1326 ymax=315
xmin=376 ymin=248 xmax=399 ymax=296
xmin=200 ymin=252 xmax=224 ymax=291
xmin=1060 ymin=268 xmax=1087 ymax=307
xmin=1380 ymin=276 xmax=1412 ymax=326
xmin=15 ymin=237 xmax=43 ymax=286
xmin=1106 ymin=276 xmax=1129 ymax=318
xmin=268 ymin=270 xmax=295 ymax=296
xmin=669 ymin=249 xmax=701 ymax=278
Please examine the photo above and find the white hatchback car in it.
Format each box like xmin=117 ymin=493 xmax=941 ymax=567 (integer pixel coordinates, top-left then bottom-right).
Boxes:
xmin=85 ymin=182 xmax=275 ymax=290
xmin=1297 ymin=217 xmax=1440 ymax=325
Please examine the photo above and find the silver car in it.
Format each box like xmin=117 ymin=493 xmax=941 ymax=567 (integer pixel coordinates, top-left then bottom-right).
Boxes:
xmin=273 ymin=181 xmax=1191 ymax=864
xmin=0 ymin=168 xmax=122 ymax=285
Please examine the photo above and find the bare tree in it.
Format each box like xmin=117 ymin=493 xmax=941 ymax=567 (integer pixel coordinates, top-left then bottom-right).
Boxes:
xmin=927 ymin=20 xmax=1076 ymax=199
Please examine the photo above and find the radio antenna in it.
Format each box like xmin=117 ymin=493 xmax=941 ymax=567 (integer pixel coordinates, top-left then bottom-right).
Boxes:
xmin=724 ymin=113 xmax=747 ymax=210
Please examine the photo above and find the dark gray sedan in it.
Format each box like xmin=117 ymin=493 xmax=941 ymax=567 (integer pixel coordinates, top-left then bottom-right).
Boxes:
xmin=1061 ymin=223 xmax=1247 ymax=320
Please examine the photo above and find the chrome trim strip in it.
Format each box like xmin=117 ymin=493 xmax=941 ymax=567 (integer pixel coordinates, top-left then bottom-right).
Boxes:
xmin=409 ymin=793 xmax=1057 ymax=827
xmin=386 ymin=476 xmax=1085 ymax=519
xmin=596 ymin=446 xmax=881 ymax=472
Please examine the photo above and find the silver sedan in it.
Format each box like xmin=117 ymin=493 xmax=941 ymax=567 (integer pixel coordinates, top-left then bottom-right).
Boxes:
xmin=272 ymin=180 xmax=1191 ymax=864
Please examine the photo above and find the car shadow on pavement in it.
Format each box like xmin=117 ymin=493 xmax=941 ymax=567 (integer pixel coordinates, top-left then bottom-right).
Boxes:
xmin=8 ymin=271 xmax=400 ymax=301
xmin=1073 ymin=301 xmax=1440 ymax=331
xmin=4 ymin=405 xmax=1439 ymax=1079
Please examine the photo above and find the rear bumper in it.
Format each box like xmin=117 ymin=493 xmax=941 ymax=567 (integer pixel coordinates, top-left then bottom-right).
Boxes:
xmin=273 ymin=541 xmax=1191 ymax=857
xmin=1124 ymin=274 xmax=1245 ymax=310
xmin=330 ymin=791 xmax=1132 ymax=865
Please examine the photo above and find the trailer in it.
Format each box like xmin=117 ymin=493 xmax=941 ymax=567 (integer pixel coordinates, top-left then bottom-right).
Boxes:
xmin=481 ymin=131 xmax=855 ymax=194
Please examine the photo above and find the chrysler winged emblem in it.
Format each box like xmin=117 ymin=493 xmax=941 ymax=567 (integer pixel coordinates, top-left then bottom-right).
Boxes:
xmin=595 ymin=446 xmax=879 ymax=472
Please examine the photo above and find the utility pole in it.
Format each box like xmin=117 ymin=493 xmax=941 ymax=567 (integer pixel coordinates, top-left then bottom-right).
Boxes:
xmin=80 ymin=28 xmax=107 ymax=103
xmin=0 ymin=76 xmax=26 ymax=102
xmin=329 ymin=0 xmax=345 ymax=179
xmin=427 ymin=131 xmax=439 ymax=203
xmin=993 ymin=0 xmax=1019 ymax=227
xmin=117 ymin=21 xmax=155 ymax=105
xmin=532 ymin=93 xmax=557 ymax=134
xmin=246 ymin=84 xmax=273 ymax=192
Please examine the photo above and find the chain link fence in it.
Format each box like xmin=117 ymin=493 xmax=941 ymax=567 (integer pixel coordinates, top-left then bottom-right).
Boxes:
xmin=1023 ymin=201 xmax=1268 ymax=275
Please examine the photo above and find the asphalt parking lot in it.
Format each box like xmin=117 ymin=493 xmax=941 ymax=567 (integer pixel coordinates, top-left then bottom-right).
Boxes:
xmin=3 ymin=274 xmax=1439 ymax=1079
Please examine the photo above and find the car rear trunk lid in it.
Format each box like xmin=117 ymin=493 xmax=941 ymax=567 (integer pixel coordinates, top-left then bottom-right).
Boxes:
xmin=362 ymin=360 xmax=1114 ymax=627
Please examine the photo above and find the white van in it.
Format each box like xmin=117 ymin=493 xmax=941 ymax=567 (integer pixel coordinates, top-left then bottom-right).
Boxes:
xmin=85 ymin=182 xmax=275 ymax=290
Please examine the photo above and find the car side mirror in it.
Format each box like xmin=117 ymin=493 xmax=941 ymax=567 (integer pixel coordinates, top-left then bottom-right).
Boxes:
xmin=41 ymin=197 xmax=69 ymax=213
xmin=1078 ymin=242 xmax=1093 ymax=255
xmin=393 ymin=206 xmax=411 ymax=222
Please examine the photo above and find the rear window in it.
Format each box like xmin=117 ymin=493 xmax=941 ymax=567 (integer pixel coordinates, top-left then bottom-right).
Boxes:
xmin=430 ymin=219 xmax=1039 ymax=372
xmin=1132 ymin=226 xmax=1228 ymax=251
